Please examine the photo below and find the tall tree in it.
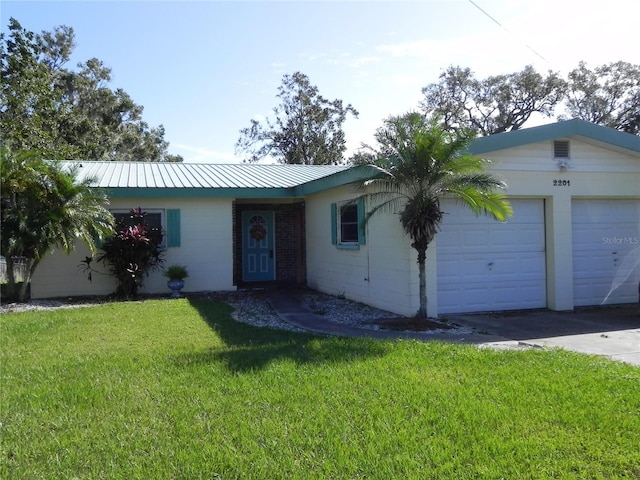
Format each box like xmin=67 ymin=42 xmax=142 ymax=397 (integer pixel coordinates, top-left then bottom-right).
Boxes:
xmin=0 ymin=18 xmax=70 ymax=158
xmin=235 ymin=72 xmax=358 ymax=164
xmin=420 ymin=65 xmax=566 ymax=135
xmin=562 ymin=61 xmax=640 ymax=135
xmin=0 ymin=18 xmax=182 ymax=162
xmin=0 ymin=148 xmax=114 ymax=302
xmin=357 ymin=113 xmax=512 ymax=318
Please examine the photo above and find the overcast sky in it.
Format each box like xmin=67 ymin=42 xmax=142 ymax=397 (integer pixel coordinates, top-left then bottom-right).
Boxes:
xmin=3 ymin=0 xmax=639 ymax=163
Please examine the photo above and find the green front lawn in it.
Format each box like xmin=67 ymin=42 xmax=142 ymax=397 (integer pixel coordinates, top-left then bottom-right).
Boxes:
xmin=1 ymin=298 xmax=639 ymax=479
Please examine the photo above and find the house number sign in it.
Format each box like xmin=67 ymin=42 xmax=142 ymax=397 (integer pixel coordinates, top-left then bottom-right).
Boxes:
xmin=552 ymin=179 xmax=571 ymax=186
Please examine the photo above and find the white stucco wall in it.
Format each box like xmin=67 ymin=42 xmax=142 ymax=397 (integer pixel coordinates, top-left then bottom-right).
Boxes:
xmin=305 ymin=185 xmax=423 ymax=317
xmin=31 ymin=197 xmax=235 ymax=299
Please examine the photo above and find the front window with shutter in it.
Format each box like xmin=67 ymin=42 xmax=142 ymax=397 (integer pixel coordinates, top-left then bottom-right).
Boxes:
xmin=109 ymin=208 xmax=181 ymax=248
xmin=112 ymin=210 xmax=164 ymax=246
xmin=331 ymin=199 xmax=366 ymax=249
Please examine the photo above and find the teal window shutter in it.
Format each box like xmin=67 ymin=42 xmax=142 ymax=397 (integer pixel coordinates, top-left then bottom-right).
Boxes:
xmin=166 ymin=209 xmax=181 ymax=247
xmin=330 ymin=203 xmax=337 ymax=245
xmin=357 ymin=197 xmax=366 ymax=245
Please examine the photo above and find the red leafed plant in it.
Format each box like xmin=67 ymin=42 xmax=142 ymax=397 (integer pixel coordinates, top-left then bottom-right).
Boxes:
xmin=82 ymin=207 xmax=164 ymax=299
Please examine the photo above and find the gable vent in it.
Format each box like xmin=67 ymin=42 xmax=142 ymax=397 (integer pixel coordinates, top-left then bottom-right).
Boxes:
xmin=554 ymin=140 xmax=570 ymax=158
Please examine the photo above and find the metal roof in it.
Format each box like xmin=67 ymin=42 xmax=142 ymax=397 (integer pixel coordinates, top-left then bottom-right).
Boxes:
xmin=66 ymin=161 xmax=352 ymax=189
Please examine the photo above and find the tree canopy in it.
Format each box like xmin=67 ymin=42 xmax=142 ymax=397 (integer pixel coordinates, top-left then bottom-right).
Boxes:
xmin=0 ymin=18 xmax=182 ymax=162
xmin=420 ymin=65 xmax=567 ymax=136
xmin=235 ymin=72 xmax=358 ymax=164
xmin=562 ymin=61 xmax=640 ymax=135
xmin=420 ymin=62 xmax=640 ymax=136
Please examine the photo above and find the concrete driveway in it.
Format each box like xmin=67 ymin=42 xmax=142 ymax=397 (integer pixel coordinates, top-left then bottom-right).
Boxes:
xmin=448 ymin=305 xmax=640 ymax=366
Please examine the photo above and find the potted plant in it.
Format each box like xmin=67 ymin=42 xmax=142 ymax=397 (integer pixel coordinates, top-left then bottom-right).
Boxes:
xmin=163 ymin=264 xmax=189 ymax=298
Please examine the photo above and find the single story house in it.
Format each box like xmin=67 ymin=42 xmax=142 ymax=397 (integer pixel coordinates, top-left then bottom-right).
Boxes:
xmin=32 ymin=119 xmax=640 ymax=317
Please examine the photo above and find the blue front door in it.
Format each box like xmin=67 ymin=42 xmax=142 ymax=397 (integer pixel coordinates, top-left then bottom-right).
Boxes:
xmin=242 ymin=211 xmax=275 ymax=282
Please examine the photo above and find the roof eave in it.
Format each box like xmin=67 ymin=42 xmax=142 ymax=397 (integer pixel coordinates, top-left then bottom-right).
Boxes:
xmin=469 ymin=119 xmax=640 ymax=155
xmin=106 ymin=186 xmax=297 ymax=199
xmin=293 ymin=165 xmax=379 ymax=196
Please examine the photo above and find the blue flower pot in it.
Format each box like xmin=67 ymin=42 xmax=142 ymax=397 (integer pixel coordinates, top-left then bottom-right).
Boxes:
xmin=167 ymin=279 xmax=185 ymax=298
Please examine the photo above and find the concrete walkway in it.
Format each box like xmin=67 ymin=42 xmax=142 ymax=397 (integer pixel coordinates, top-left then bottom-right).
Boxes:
xmin=266 ymin=291 xmax=496 ymax=343
xmin=266 ymin=291 xmax=640 ymax=367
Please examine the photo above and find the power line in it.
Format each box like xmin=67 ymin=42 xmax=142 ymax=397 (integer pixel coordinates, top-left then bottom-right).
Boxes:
xmin=467 ymin=0 xmax=549 ymax=64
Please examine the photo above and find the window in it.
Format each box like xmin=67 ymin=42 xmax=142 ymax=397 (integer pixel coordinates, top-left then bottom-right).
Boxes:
xmin=331 ymin=199 xmax=366 ymax=248
xmin=553 ymin=140 xmax=570 ymax=158
xmin=109 ymin=208 xmax=181 ymax=247
xmin=339 ymin=203 xmax=359 ymax=244
xmin=112 ymin=209 xmax=164 ymax=246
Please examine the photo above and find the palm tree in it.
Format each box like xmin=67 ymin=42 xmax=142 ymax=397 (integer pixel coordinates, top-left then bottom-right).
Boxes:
xmin=358 ymin=113 xmax=513 ymax=318
xmin=1 ymin=148 xmax=114 ymax=302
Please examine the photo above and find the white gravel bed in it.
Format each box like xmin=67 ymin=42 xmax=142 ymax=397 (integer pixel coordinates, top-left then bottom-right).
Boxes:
xmin=207 ymin=290 xmax=397 ymax=332
xmin=0 ymin=299 xmax=94 ymax=314
xmin=0 ymin=290 xmax=395 ymax=332
xmin=0 ymin=289 xmax=466 ymax=335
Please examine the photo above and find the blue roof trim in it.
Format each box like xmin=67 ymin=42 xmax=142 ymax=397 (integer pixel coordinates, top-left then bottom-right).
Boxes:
xmin=293 ymin=165 xmax=379 ymax=196
xmin=469 ymin=119 xmax=640 ymax=155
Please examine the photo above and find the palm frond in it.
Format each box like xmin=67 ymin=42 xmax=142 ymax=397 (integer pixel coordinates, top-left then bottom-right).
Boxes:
xmin=358 ymin=112 xmax=512 ymax=240
xmin=445 ymin=187 xmax=513 ymax=221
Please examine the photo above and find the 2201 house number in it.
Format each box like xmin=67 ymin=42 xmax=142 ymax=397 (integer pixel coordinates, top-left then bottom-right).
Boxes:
xmin=553 ymin=179 xmax=570 ymax=186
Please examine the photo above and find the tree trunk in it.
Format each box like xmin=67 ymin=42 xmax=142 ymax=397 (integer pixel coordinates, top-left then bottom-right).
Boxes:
xmin=18 ymin=258 xmax=38 ymax=303
xmin=416 ymin=247 xmax=428 ymax=318
xmin=4 ymin=256 xmax=18 ymax=302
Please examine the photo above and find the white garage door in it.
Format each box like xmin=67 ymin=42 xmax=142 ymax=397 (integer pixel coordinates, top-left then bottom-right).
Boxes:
xmin=572 ymin=199 xmax=640 ymax=306
xmin=437 ymin=199 xmax=547 ymax=314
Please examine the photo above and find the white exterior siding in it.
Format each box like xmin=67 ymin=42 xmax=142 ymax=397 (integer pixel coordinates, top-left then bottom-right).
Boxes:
xmin=484 ymin=139 xmax=639 ymax=173
xmin=305 ymin=186 xmax=420 ymax=317
xmin=31 ymin=197 xmax=235 ymax=299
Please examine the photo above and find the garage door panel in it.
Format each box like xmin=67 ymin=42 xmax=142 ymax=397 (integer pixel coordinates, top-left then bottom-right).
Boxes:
xmin=443 ymin=200 xmax=542 ymax=224
xmin=491 ymin=226 xmax=543 ymax=251
xmin=437 ymin=199 xmax=546 ymax=314
xmin=500 ymin=254 xmax=546 ymax=280
xmin=572 ymin=199 xmax=640 ymax=306
xmin=438 ymin=288 xmax=491 ymax=312
xmin=439 ymin=252 xmax=545 ymax=279
xmin=439 ymin=280 xmax=545 ymax=312
xmin=492 ymin=283 xmax=546 ymax=309
xmin=440 ymin=227 xmax=543 ymax=255
xmin=439 ymin=259 xmax=491 ymax=278
xmin=572 ymin=199 xmax=637 ymax=222
xmin=573 ymin=254 xmax=618 ymax=276
xmin=574 ymin=282 xmax=638 ymax=305
xmin=438 ymin=227 xmax=489 ymax=251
